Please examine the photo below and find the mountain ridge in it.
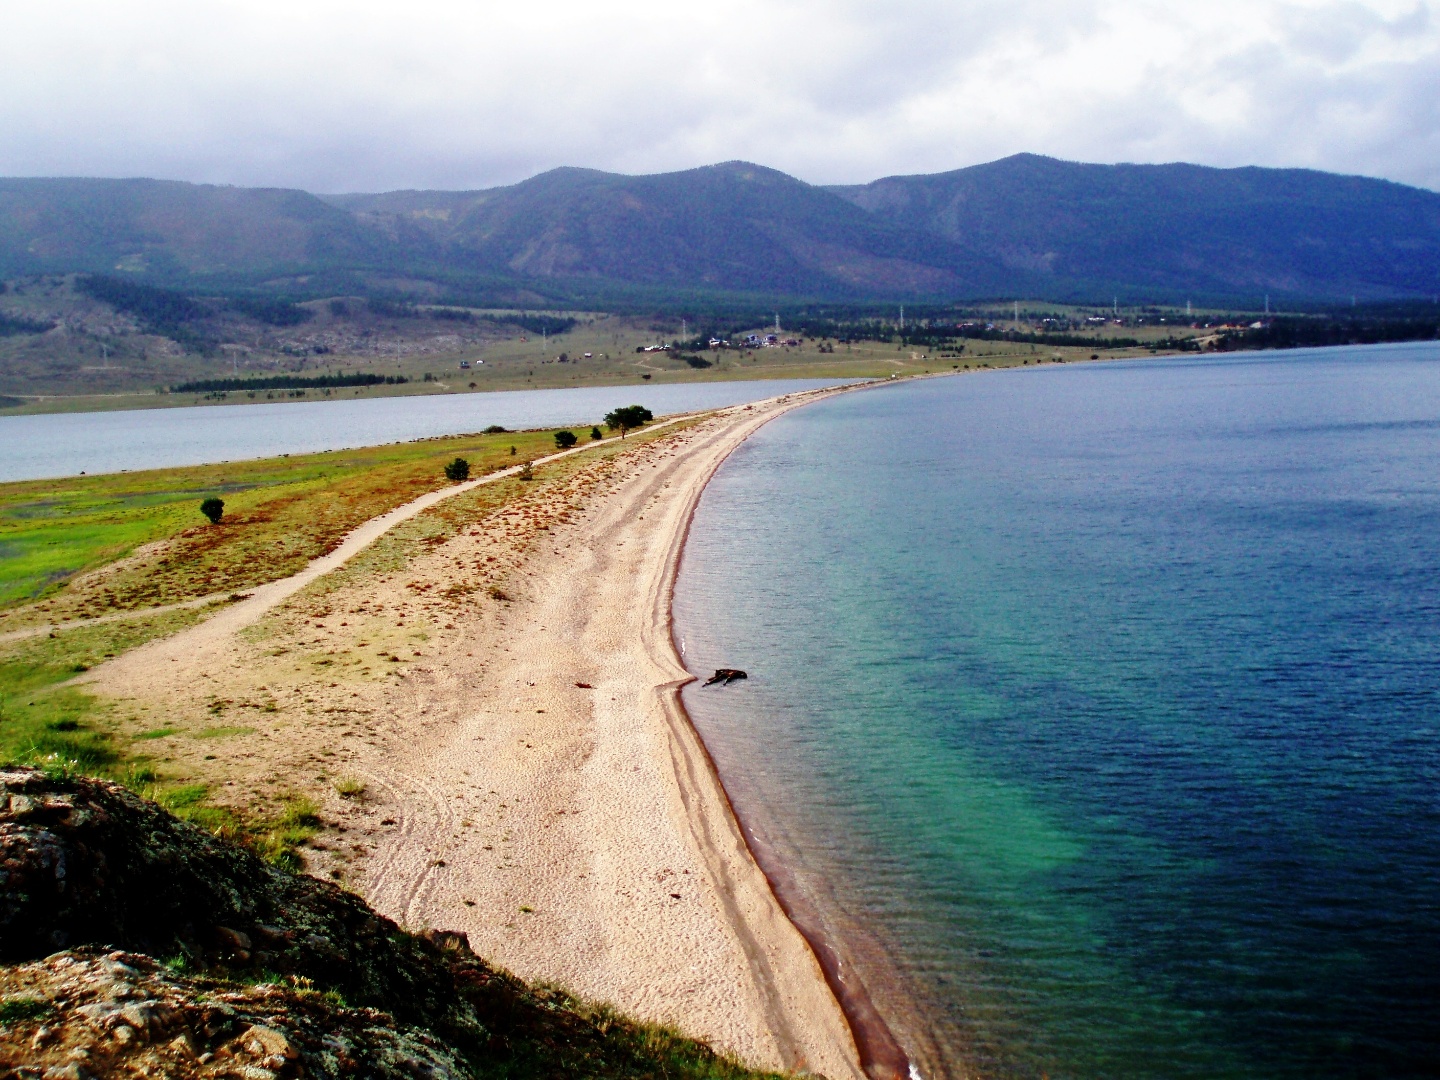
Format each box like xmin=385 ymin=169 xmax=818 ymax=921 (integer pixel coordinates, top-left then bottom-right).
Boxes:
xmin=4 ymin=155 xmax=1439 ymax=305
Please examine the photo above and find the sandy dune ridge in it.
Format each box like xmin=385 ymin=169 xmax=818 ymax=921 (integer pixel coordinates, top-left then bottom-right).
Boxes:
xmin=85 ymin=387 xmax=883 ymax=1078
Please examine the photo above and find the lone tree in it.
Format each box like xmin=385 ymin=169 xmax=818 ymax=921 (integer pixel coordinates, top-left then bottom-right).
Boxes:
xmin=590 ymin=426 xmax=603 ymax=441
xmin=553 ymin=429 xmax=578 ymax=449
xmin=444 ymin=457 xmax=471 ymax=482
xmin=604 ymin=405 xmax=653 ymax=438
xmin=200 ymin=497 xmax=224 ymax=524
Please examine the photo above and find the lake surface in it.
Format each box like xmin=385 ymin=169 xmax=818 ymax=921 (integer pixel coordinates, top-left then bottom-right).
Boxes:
xmin=675 ymin=342 xmax=1440 ymax=1080
xmin=0 ymin=379 xmax=856 ymax=481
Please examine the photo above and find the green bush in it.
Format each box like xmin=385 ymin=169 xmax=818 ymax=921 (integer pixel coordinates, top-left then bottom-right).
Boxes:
xmin=443 ymin=457 xmax=471 ymax=482
xmin=553 ymin=430 xmax=578 ymax=449
xmin=200 ymin=497 xmax=224 ymax=524
xmin=604 ymin=405 xmax=653 ymax=437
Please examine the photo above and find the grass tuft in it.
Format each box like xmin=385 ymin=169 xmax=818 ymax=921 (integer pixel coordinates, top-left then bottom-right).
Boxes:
xmin=0 ymin=996 xmax=52 ymax=1024
xmin=333 ymin=776 xmax=366 ymax=800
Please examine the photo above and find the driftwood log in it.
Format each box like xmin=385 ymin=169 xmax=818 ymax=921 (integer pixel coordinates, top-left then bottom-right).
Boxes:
xmin=704 ymin=668 xmax=748 ymax=686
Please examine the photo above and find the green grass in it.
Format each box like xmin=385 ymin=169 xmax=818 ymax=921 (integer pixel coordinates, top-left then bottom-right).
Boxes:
xmin=0 ymin=427 xmax=570 ymax=615
xmin=0 ymin=610 xmax=321 ymax=869
xmin=140 ymin=785 xmax=323 ymax=872
xmin=0 ymin=611 xmax=205 ymax=776
xmin=0 ymin=996 xmax=53 ymax=1024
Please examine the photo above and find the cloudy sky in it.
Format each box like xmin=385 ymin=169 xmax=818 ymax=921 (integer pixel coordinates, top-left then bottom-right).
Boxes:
xmin=2 ymin=0 xmax=1437 ymax=193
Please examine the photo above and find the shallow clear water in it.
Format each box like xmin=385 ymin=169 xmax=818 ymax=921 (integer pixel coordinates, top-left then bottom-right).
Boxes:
xmin=674 ymin=343 xmax=1440 ymax=1080
xmin=0 ymin=378 xmax=856 ymax=481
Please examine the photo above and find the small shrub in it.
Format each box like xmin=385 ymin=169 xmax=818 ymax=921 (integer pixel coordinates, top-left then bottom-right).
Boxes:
xmin=488 ymin=586 xmax=510 ymax=601
xmin=518 ymin=461 xmax=534 ymax=481
xmin=590 ymin=426 xmax=602 ymax=440
xmin=553 ymin=430 xmax=578 ymax=449
xmin=443 ymin=457 xmax=470 ymax=482
xmin=200 ymin=497 xmax=224 ymax=524
xmin=484 ymin=424 xmax=507 ymax=434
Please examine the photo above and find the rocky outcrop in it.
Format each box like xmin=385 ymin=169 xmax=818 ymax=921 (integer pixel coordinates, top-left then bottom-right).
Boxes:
xmin=0 ymin=768 xmax=473 ymax=1035
xmin=0 ymin=769 xmax=785 ymax=1080
xmin=1 ymin=947 xmax=467 ymax=1079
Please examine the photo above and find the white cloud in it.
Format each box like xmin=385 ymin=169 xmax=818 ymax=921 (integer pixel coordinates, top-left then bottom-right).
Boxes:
xmin=0 ymin=0 xmax=1436 ymax=191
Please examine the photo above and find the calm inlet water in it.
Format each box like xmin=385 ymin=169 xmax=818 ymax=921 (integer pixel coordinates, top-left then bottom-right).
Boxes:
xmin=675 ymin=343 xmax=1440 ymax=1080
xmin=0 ymin=378 xmax=855 ymax=481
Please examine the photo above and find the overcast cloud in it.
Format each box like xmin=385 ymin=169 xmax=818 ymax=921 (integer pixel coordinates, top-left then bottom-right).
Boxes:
xmin=1 ymin=0 xmax=1437 ymax=193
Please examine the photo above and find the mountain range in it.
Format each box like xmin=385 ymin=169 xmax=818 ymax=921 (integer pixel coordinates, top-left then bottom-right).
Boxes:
xmin=2 ymin=154 xmax=1438 ymax=306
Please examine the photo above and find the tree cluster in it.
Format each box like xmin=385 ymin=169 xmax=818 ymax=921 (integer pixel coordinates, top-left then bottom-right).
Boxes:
xmin=171 ymin=372 xmax=408 ymax=393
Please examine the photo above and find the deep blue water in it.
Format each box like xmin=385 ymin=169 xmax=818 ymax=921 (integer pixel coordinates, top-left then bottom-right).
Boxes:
xmin=0 ymin=378 xmax=856 ymax=481
xmin=674 ymin=343 xmax=1440 ymax=1080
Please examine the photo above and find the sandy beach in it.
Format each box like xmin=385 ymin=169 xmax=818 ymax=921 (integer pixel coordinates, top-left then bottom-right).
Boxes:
xmin=84 ymin=388 xmax=874 ymax=1078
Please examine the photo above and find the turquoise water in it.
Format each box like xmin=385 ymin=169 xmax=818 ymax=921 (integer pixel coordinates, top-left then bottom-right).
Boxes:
xmin=674 ymin=344 xmax=1440 ymax=1080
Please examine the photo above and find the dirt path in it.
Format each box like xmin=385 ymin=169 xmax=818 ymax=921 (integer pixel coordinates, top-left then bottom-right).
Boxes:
xmin=73 ymin=418 xmax=686 ymax=672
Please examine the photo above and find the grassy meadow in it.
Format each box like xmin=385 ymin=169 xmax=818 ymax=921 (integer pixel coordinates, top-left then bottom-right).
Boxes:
xmin=0 ymin=414 xmax=687 ymax=865
xmin=0 ymin=427 xmax=572 ymax=616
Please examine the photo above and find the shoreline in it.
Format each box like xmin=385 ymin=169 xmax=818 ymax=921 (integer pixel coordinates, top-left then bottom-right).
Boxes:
xmin=656 ymin=389 xmax=918 ymax=1080
xmin=81 ymin=385 xmax=908 ymax=1077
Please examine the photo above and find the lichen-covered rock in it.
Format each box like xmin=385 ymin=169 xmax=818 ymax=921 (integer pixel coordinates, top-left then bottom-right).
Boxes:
xmin=0 ymin=769 xmax=474 ymax=1037
xmin=0 ymin=947 xmax=468 ymax=1079
xmin=0 ymin=770 xmax=788 ymax=1080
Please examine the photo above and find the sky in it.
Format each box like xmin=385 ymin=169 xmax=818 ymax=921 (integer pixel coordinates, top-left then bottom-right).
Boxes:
xmin=2 ymin=0 xmax=1438 ymax=193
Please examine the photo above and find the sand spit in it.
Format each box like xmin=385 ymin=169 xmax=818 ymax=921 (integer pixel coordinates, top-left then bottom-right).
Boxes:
xmin=85 ymin=389 xmax=872 ymax=1078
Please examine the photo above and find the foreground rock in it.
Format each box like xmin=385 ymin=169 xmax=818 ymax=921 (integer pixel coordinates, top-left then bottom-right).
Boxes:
xmin=1 ymin=947 xmax=467 ymax=1079
xmin=0 ymin=769 xmax=787 ymax=1079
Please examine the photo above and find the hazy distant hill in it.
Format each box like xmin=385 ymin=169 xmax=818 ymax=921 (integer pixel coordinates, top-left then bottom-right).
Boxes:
xmin=829 ymin=154 xmax=1440 ymax=302
xmin=0 ymin=177 xmax=401 ymax=279
xmin=3 ymin=156 xmax=1439 ymax=304
xmin=324 ymin=162 xmax=1022 ymax=299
